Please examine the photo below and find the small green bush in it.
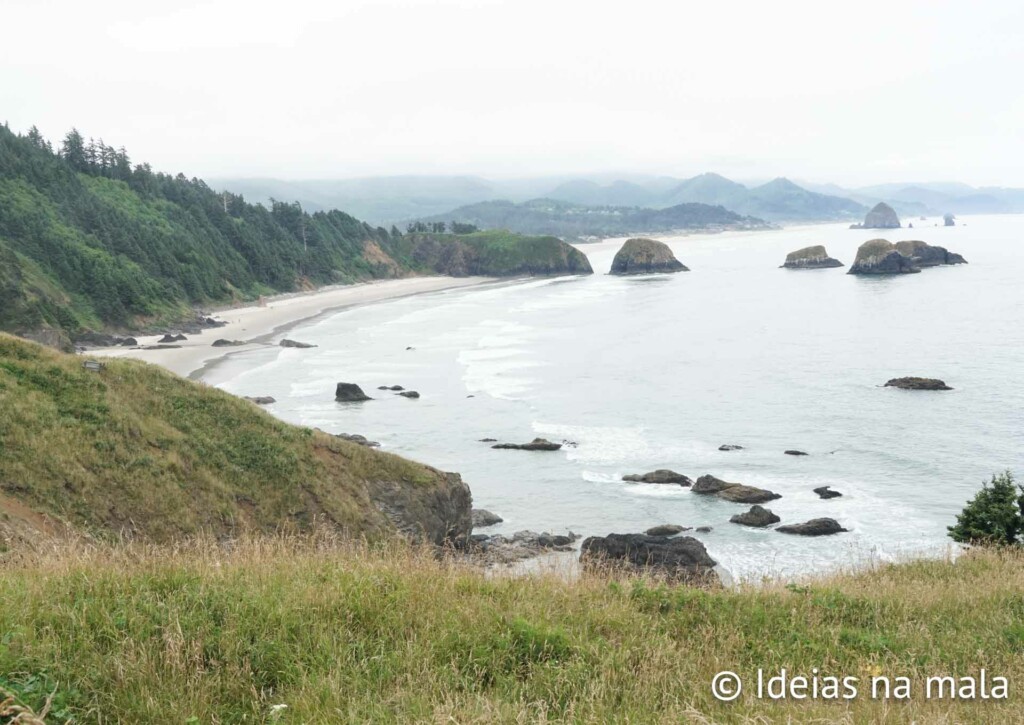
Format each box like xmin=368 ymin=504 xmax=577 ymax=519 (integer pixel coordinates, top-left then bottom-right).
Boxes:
xmin=948 ymin=471 xmax=1022 ymax=545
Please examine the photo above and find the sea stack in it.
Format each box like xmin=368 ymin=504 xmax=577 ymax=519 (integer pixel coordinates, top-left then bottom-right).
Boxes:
xmin=944 ymin=213 xmax=956 ymax=227
xmin=860 ymin=202 xmax=901 ymax=229
xmin=847 ymin=239 xmax=920 ymax=275
xmin=894 ymin=240 xmax=967 ymax=267
xmin=609 ymin=238 xmax=689 ymax=275
xmin=780 ymin=245 xmax=843 ymax=269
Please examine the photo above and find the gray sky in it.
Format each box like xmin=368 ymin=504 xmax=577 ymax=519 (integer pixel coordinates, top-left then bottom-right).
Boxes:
xmin=3 ymin=0 xmax=1022 ymax=186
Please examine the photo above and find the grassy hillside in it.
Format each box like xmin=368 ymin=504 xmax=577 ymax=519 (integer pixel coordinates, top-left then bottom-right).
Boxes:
xmin=0 ymin=334 xmax=469 ymax=545
xmin=1 ymin=540 xmax=1023 ymax=722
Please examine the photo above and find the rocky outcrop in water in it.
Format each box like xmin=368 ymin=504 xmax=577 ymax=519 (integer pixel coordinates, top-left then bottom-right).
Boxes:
xmin=645 ymin=524 xmax=690 ymax=536
xmin=610 ymin=238 xmax=689 ymax=275
xmin=848 ymin=239 xmax=920 ymax=275
xmin=622 ymin=470 xmax=693 ymax=485
xmin=894 ymin=240 xmax=967 ymax=267
xmin=244 ymin=396 xmax=276 ymax=405
xmin=780 ymin=245 xmax=844 ymax=269
xmin=212 ymin=339 xmax=246 ymax=347
xmin=730 ymin=505 xmax=780 ymax=527
xmin=280 ymin=339 xmax=317 ymax=348
xmin=884 ymin=377 xmax=952 ymax=391
xmin=471 ymin=509 xmax=503 ymax=528
xmin=785 ymin=450 xmax=809 ymax=456
xmin=857 ymin=202 xmax=901 ymax=229
xmin=692 ymin=475 xmax=781 ymax=503
xmin=776 ymin=518 xmax=848 ymax=536
xmin=159 ymin=333 xmax=187 ymax=343
xmin=398 ymin=390 xmax=420 ymax=399
xmin=944 ymin=213 xmax=956 ymax=227
xmin=814 ymin=486 xmax=842 ymax=499
xmin=492 ymin=438 xmax=562 ymax=451
xmin=718 ymin=444 xmax=744 ymax=451
xmin=580 ymin=533 xmax=719 ymax=585
xmin=335 ymin=383 xmax=371 ymax=402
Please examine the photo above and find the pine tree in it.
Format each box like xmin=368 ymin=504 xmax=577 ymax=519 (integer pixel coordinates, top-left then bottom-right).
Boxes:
xmin=948 ymin=472 xmax=1023 ymax=545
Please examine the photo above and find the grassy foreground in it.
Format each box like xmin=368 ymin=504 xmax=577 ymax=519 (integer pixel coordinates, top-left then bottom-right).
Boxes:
xmin=2 ymin=537 xmax=1024 ymax=723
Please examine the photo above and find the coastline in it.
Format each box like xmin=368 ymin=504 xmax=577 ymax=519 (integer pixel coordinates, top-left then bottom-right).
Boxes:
xmin=89 ymin=276 xmax=500 ymax=379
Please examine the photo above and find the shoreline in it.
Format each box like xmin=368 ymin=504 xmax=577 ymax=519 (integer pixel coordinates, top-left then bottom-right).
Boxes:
xmin=89 ymin=276 xmax=503 ymax=378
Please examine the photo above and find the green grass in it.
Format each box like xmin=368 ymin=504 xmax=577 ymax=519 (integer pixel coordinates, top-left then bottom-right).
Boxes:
xmin=0 ymin=334 xmax=454 ymax=543
xmin=2 ymin=539 xmax=1024 ymax=723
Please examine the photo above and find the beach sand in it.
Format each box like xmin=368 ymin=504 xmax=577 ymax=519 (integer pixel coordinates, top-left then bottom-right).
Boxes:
xmin=89 ymin=276 xmax=496 ymax=378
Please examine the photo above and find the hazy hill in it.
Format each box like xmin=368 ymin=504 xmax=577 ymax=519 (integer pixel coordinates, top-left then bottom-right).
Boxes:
xmin=422 ymin=198 xmax=769 ymax=238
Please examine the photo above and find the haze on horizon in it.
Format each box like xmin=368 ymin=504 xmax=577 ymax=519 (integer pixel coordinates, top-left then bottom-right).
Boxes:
xmin=3 ymin=0 xmax=1022 ymax=188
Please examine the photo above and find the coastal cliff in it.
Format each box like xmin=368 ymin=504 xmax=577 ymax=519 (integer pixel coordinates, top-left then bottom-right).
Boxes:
xmin=402 ymin=230 xmax=593 ymax=277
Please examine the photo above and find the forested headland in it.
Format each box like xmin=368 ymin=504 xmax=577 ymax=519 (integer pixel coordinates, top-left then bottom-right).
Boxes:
xmin=0 ymin=125 xmax=588 ymax=345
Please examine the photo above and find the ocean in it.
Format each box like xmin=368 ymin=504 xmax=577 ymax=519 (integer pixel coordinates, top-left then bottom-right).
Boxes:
xmin=204 ymin=216 xmax=1024 ymax=580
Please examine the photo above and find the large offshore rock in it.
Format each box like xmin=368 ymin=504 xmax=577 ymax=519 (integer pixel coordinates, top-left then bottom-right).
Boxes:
xmin=335 ymin=383 xmax=372 ymax=402
xmin=610 ymin=238 xmax=689 ymax=275
xmin=622 ymin=470 xmax=693 ymax=486
xmin=860 ymin=202 xmax=901 ymax=229
xmin=776 ymin=518 xmax=848 ymax=536
xmin=894 ymin=240 xmax=967 ymax=267
xmin=884 ymin=377 xmax=953 ymax=391
xmin=780 ymin=245 xmax=843 ymax=269
xmin=848 ymin=239 xmax=920 ymax=275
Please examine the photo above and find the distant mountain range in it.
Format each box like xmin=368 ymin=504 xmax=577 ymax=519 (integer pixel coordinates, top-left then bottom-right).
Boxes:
xmin=212 ymin=174 xmax=1024 ymax=229
xmin=419 ymin=198 xmax=769 ymax=239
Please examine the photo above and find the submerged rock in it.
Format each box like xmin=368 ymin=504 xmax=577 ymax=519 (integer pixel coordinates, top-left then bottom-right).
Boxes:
xmin=335 ymin=383 xmax=372 ymax=402
xmin=777 ymin=518 xmax=848 ymax=536
xmin=471 ymin=509 xmax=503 ymax=528
xmin=813 ymin=486 xmax=842 ymax=499
xmin=492 ymin=438 xmax=562 ymax=451
xmin=730 ymin=505 xmax=780 ymax=527
xmin=280 ymin=339 xmax=317 ymax=348
xmin=622 ymin=470 xmax=693 ymax=486
xmin=848 ymin=239 xmax=920 ymax=275
xmin=695 ymin=526 xmax=713 ymax=533
xmin=785 ymin=450 xmax=809 ymax=456
xmin=609 ymin=238 xmax=689 ymax=275
xmin=580 ymin=533 xmax=719 ymax=585
xmin=645 ymin=524 xmax=690 ymax=536
xmin=780 ymin=245 xmax=844 ymax=269
xmin=718 ymin=444 xmax=744 ymax=451
xmin=398 ymin=391 xmax=420 ymax=399
xmin=212 ymin=339 xmax=246 ymax=347
xmin=884 ymin=377 xmax=952 ymax=391
xmin=860 ymin=202 xmax=901 ymax=229
xmin=894 ymin=240 xmax=967 ymax=267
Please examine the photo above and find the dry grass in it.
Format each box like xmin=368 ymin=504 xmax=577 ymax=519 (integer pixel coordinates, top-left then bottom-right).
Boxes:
xmin=2 ymin=535 xmax=1024 ymax=723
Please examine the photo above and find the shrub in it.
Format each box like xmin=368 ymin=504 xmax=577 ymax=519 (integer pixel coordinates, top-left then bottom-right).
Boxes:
xmin=948 ymin=471 xmax=1023 ymax=545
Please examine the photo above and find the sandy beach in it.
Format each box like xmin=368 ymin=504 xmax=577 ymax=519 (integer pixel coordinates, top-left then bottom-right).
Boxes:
xmin=90 ymin=276 xmax=496 ymax=378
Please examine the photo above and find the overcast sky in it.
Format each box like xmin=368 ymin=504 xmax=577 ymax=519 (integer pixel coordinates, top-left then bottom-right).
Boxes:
xmin=3 ymin=0 xmax=1022 ymax=186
